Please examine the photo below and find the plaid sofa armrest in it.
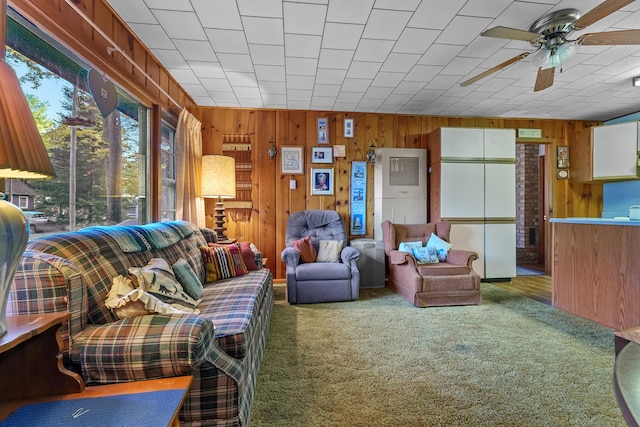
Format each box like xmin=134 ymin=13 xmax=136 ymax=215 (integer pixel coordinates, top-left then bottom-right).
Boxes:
xmin=70 ymin=314 xmax=216 ymax=384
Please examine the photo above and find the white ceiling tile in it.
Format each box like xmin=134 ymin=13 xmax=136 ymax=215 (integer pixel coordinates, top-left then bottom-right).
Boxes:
xmin=284 ymin=34 xmax=322 ymax=58
xmin=260 ymin=81 xmax=287 ymax=94
xmin=201 ymin=78 xmax=233 ymax=91
xmin=284 ymin=3 xmax=327 ymax=35
xmin=151 ymin=10 xmax=207 ymax=40
xmin=128 ymin=23 xmax=174 ymax=49
xmin=409 ymin=0 xmax=466 ymax=30
xmin=322 ymin=23 xmax=364 ymax=50
xmin=380 ymin=53 xmax=420 ymax=73
xmin=372 ymin=0 xmax=420 ymax=11
xmin=316 ymin=68 xmax=348 ymax=84
xmin=347 ymin=61 xmax=382 ymax=79
xmin=286 ymin=57 xmax=318 ymax=75
xmin=206 ymin=29 xmax=250 ymax=54
xmin=242 ymin=17 xmax=284 ymax=45
xmin=109 ymin=0 xmax=640 ymax=121
xmin=217 ymin=53 xmax=255 ymax=72
xmin=327 ymin=0 xmax=374 ymax=24
xmin=362 ymin=10 xmax=412 ymax=40
xmin=435 ymin=16 xmax=494 ymax=46
xmin=255 ymin=65 xmax=286 ymax=82
xmin=237 ymin=0 xmax=283 ymax=18
xmin=354 ymin=39 xmax=394 ymax=62
xmin=341 ymin=78 xmax=371 ymax=92
xmin=249 ymin=44 xmax=286 ymax=66
xmin=190 ymin=62 xmax=226 ymax=79
xmin=173 ymin=39 xmax=218 ymax=61
xmin=152 ymin=49 xmax=189 ymax=68
xmin=108 ymin=0 xmax=157 ymax=24
xmin=226 ymin=72 xmax=258 ymax=86
xmin=287 ymin=75 xmax=315 ymax=89
xmin=192 ymin=0 xmax=242 ymax=30
xmin=318 ymin=49 xmax=355 ymax=69
xmin=314 ymin=84 xmax=341 ymax=97
xmin=371 ymin=72 xmax=405 ymax=87
xmin=393 ymin=29 xmax=440 ymax=54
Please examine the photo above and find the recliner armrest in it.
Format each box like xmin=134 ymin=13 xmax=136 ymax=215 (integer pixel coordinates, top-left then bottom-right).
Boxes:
xmin=281 ymin=247 xmax=301 ymax=266
xmin=340 ymin=246 xmax=359 ymax=264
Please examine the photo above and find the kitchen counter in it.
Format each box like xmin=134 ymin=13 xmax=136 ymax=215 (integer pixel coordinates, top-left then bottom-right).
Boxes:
xmin=552 ymin=220 xmax=640 ymax=330
xmin=550 ymin=217 xmax=640 ymax=226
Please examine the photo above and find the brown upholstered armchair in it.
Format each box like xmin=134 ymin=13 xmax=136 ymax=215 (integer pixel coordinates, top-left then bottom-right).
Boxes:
xmin=381 ymin=220 xmax=481 ymax=307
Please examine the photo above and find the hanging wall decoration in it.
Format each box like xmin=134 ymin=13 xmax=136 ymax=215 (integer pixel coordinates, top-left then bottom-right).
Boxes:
xmin=88 ymin=69 xmax=117 ymax=117
xmin=350 ymin=161 xmax=367 ymax=235
xmin=222 ymin=134 xmax=253 ymax=221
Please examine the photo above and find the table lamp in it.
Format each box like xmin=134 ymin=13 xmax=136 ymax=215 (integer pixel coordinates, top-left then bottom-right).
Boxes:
xmin=0 ymin=57 xmax=56 ymax=336
xmin=201 ymin=155 xmax=236 ymax=242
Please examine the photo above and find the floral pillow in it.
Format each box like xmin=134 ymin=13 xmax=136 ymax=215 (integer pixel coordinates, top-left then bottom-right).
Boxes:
xmin=427 ymin=233 xmax=452 ymax=261
xmin=412 ymin=246 xmax=439 ymax=264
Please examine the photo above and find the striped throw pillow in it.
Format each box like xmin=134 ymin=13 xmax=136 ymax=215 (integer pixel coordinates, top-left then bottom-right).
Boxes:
xmin=200 ymin=245 xmax=249 ymax=282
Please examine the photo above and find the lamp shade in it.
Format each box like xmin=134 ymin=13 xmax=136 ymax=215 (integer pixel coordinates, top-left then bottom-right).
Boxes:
xmin=202 ymin=155 xmax=236 ymax=198
xmin=0 ymin=61 xmax=56 ymax=179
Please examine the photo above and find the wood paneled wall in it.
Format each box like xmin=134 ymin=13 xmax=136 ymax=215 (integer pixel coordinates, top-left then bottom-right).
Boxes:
xmin=195 ymin=107 xmax=602 ymax=279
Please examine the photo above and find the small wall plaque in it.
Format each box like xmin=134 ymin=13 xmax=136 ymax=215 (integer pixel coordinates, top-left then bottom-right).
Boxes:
xmin=517 ymin=128 xmax=542 ymax=138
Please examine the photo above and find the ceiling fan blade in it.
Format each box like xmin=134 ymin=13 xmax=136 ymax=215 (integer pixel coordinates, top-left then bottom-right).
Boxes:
xmin=573 ymin=0 xmax=634 ymax=30
xmin=534 ymin=67 xmax=555 ymax=92
xmin=577 ymin=29 xmax=640 ymax=45
xmin=481 ymin=26 xmax=540 ymax=42
xmin=460 ymin=53 xmax=530 ymax=87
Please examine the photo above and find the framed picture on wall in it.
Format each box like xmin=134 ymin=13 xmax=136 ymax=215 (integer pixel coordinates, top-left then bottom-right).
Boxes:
xmin=281 ymin=146 xmax=304 ymax=174
xmin=311 ymin=146 xmax=333 ymax=164
xmin=317 ymin=118 xmax=328 ymax=144
xmin=310 ymin=168 xmax=334 ymax=195
xmin=557 ymin=146 xmax=569 ymax=168
xmin=344 ymin=119 xmax=354 ymax=138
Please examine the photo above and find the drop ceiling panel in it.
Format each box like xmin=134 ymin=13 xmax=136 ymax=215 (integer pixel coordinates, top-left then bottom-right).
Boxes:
xmin=106 ymin=0 xmax=640 ymax=120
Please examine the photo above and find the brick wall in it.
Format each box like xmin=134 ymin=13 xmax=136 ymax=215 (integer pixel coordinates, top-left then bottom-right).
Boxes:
xmin=516 ymin=144 xmax=541 ymax=266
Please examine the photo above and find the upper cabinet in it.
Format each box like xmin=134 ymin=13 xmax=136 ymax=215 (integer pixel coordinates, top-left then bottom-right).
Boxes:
xmin=570 ymin=122 xmax=640 ymax=183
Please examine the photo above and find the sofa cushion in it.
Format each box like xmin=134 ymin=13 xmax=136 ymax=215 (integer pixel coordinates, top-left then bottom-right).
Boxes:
xmin=292 ymin=235 xmax=317 ymax=263
xmin=201 ymin=245 xmax=249 ymax=282
xmin=417 ymin=262 xmax=470 ymax=276
xmin=208 ymin=241 xmax=259 ymax=271
xmin=172 ymin=258 xmax=204 ymax=300
xmin=295 ymin=262 xmax=351 ymax=281
xmin=427 ymin=233 xmax=452 ymax=260
xmin=316 ymin=240 xmax=343 ymax=263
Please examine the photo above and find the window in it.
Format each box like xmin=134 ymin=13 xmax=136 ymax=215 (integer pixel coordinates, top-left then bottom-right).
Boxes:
xmin=18 ymin=196 xmax=28 ymax=209
xmin=161 ymin=122 xmax=176 ymax=222
xmin=6 ymin=9 xmax=150 ymax=236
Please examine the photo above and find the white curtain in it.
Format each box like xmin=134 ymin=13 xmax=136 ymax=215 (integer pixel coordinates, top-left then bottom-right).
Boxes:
xmin=175 ymin=108 xmax=205 ymax=227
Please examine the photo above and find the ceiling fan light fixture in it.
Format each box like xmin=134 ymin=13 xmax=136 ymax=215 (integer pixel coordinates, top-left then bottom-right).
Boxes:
xmin=633 ymin=76 xmax=640 ymax=87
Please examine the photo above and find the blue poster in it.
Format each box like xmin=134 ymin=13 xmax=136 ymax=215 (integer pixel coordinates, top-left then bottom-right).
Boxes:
xmin=350 ymin=162 xmax=367 ymax=235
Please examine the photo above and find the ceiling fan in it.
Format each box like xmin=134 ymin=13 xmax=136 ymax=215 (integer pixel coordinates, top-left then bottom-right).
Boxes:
xmin=460 ymin=0 xmax=640 ymax=92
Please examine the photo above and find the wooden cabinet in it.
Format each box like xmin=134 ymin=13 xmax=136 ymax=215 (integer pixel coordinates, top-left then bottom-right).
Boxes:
xmin=428 ymin=127 xmax=516 ymax=280
xmin=570 ymin=122 xmax=639 ymax=183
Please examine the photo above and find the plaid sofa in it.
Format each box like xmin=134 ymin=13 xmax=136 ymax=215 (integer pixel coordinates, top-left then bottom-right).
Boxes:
xmin=7 ymin=220 xmax=273 ymax=427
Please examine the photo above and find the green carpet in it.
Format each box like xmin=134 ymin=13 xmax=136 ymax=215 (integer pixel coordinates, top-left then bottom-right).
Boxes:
xmin=251 ymin=284 xmax=625 ymax=427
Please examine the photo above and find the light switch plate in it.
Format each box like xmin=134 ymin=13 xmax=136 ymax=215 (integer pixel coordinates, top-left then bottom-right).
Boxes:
xmin=290 ymin=179 xmax=297 ymax=189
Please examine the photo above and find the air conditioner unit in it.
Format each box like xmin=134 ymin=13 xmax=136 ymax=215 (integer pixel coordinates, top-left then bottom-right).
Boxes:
xmin=350 ymin=238 xmax=385 ymax=288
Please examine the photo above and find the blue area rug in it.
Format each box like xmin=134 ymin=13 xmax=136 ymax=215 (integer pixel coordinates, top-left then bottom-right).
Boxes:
xmin=1 ymin=389 xmax=184 ymax=427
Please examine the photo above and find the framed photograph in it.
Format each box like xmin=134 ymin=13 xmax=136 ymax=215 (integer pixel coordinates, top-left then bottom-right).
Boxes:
xmin=317 ymin=117 xmax=328 ymax=144
xmin=281 ymin=146 xmax=304 ymax=175
xmin=311 ymin=146 xmax=333 ymax=164
xmin=344 ymin=118 xmax=354 ymax=138
xmin=557 ymin=145 xmax=569 ymax=169
xmin=310 ymin=168 xmax=334 ymax=195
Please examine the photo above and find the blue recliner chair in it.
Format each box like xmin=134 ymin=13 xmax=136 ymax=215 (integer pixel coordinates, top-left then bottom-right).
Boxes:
xmin=280 ymin=210 xmax=360 ymax=304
